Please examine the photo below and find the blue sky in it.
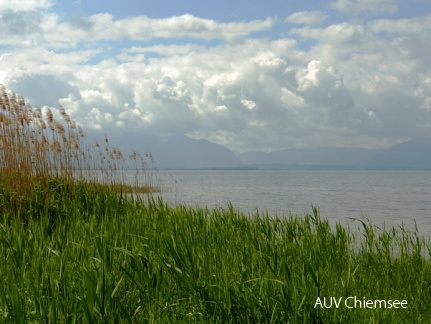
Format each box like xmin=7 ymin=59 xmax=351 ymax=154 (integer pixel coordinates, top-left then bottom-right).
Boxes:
xmin=55 ymin=1 xmax=314 ymax=21
xmin=1 ymin=0 xmax=431 ymax=151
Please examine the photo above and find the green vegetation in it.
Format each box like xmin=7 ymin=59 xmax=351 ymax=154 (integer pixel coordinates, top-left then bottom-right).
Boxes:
xmin=1 ymin=85 xmax=431 ymax=322
xmin=1 ymin=198 xmax=430 ymax=323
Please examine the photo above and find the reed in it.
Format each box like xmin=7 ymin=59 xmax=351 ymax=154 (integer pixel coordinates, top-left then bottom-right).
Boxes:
xmin=0 ymin=85 xmax=155 ymax=216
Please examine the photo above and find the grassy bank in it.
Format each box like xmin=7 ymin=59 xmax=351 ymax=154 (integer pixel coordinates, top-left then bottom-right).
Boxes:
xmin=1 ymin=86 xmax=431 ymax=322
xmin=1 ymin=193 xmax=431 ymax=323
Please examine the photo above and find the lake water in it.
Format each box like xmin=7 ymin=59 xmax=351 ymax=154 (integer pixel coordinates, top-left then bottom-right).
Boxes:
xmin=150 ymin=170 xmax=431 ymax=235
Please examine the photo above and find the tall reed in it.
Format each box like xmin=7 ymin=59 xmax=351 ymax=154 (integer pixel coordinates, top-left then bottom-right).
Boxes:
xmin=0 ymin=84 xmax=155 ymax=216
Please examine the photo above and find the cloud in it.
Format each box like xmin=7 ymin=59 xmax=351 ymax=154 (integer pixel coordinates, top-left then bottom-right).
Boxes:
xmin=67 ymin=41 xmax=374 ymax=148
xmin=117 ymin=44 xmax=204 ymax=62
xmin=0 ymin=9 xmax=43 ymax=36
xmin=1 ymin=5 xmax=430 ymax=151
xmin=241 ymin=99 xmax=256 ymax=110
xmin=4 ymin=30 xmax=430 ymax=150
xmin=116 ymin=14 xmax=275 ymax=41
xmin=369 ymin=14 xmax=431 ymax=34
xmin=0 ymin=12 xmax=274 ymax=49
xmin=0 ymin=46 xmax=102 ymax=82
xmin=7 ymin=74 xmax=81 ymax=107
xmin=0 ymin=0 xmax=53 ymax=11
xmin=330 ymin=0 xmax=398 ymax=13
xmin=290 ymin=22 xmax=366 ymax=45
xmin=285 ymin=11 xmax=328 ymax=25
xmin=42 ymin=14 xmax=274 ymax=48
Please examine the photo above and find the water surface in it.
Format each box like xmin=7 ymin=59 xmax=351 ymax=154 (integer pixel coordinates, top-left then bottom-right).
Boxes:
xmin=153 ymin=170 xmax=431 ymax=234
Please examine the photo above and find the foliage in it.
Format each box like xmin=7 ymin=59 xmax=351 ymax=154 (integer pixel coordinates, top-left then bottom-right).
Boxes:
xmin=0 ymin=196 xmax=430 ymax=322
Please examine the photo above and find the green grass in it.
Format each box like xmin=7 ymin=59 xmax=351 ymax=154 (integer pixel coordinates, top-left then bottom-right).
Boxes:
xmin=0 ymin=186 xmax=430 ymax=323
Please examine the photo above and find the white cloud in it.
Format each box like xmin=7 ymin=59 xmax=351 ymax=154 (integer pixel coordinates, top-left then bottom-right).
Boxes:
xmin=0 ymin=47 xmax=102 ymax=83
xmin=330 ymin=0 xmax=398 ymax=13
xmin=0 ymin=10 xmax=46 ymax=46
xmin=369 ymin=14 xmax=431 ymax=34
xmin=117 ymin=14 xmax=274 ymax=41
xmin=1 ymin=4 xmax=430 ymax=151
xmin=241 ymin=99 xmax=256 ymax=110
xmin=7 ymin=74 xmax=80 ymax=107
xmin=285 ymin=11 xmax=328 ymax=25
xmin=0 ymin=0 xmax=53 ymax=11
xmin=0 ymin=12 xmax=274 ymax=49
xmin=4 ymin=31 xmax=430 ymax=150
xmin=290 ymin=22 xmax=366 ymax=45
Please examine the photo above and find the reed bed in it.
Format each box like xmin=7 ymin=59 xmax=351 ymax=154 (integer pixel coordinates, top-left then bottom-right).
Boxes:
xmin=1 ymin=85 xmax=431 ymax=322
xmin=0 ymin=85 xmax=155 ymax=216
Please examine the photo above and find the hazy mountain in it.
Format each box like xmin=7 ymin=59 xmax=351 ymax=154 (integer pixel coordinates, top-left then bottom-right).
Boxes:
xmin=360 ymin=138 xmax=431 ymax=169
xmin=238 ymin=138 xmax=431 ymax=170
xmin=110 ymin=134 xmax=431 ymax=169
xmin=237 ymin=147 xmax=378 ymax=167
xmin=109 ymin=133 xmax=244 ymax=169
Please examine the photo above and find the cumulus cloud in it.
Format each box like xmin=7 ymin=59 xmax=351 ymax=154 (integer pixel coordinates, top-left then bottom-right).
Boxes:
xmin=1 ymin=4 xmax=430 ymax=151
xmin=369 ymin=14 xmax=431 ymax=34
xmin=115 ymin=14 xmax=275 ymax=42
xmin=290 ymin=22 xmax=366 ymax=45
xmin=0 ymin=13 xmax=274 ymax=49
xmin=0 ymin=9 xmax=43 ymax=35
xmin=285 ymin=11 xmax=328 ymax=25
xmin=330 ymin=0 xmax=398 ymax=14
xmin=0 ymin=0 xmax=53 ymax=11
xmin=59 ymin=42 xmax=378 ymax=148
xmin=7 ymin=74 xmax=81 ymax=107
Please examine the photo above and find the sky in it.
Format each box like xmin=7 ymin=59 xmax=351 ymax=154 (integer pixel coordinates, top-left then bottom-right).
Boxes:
xmin=1 ymin=0 xmax=431 ymax=152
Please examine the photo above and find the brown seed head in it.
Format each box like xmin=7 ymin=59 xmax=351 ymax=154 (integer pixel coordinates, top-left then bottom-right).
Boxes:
xmin=39 ymin=120 xmax=47 ymax=130
xmin=55 ymin=122 xmax=65 ymax=134
xmin=46 ymin=108 xmax=54 ymax=124
xmin=129 ymin=150 xmax=137 ymax=160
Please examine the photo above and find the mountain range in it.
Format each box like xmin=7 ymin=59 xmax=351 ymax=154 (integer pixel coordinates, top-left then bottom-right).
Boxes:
xmin=110 ymin=134 xmax=431 ymax=170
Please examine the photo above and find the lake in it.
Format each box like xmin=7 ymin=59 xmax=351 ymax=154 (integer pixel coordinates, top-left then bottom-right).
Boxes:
xmin=150 ymin=170 xmax=431 ymax=235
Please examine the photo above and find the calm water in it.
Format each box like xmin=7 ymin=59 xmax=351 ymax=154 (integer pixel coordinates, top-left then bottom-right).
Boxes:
xmin=152 ymin=170 xmax=431 ymax=234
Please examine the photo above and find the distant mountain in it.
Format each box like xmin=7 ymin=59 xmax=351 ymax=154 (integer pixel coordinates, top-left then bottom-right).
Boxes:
xmin=237 ymin=138 xmax=431 ymax=170
xmin=237 ymin=147 xmax=378 ymax=167
xmin=109 ymin=134 xmax=431 ymax=170
xmin=360 ymin=138 xmax=431 ymax=169
xmin=109 ymin=134 xmax=244 ymax=169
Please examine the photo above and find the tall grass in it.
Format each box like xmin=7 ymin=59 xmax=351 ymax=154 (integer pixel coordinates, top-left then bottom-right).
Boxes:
xmin=0 ymin=199 xmax=430 ymax=322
